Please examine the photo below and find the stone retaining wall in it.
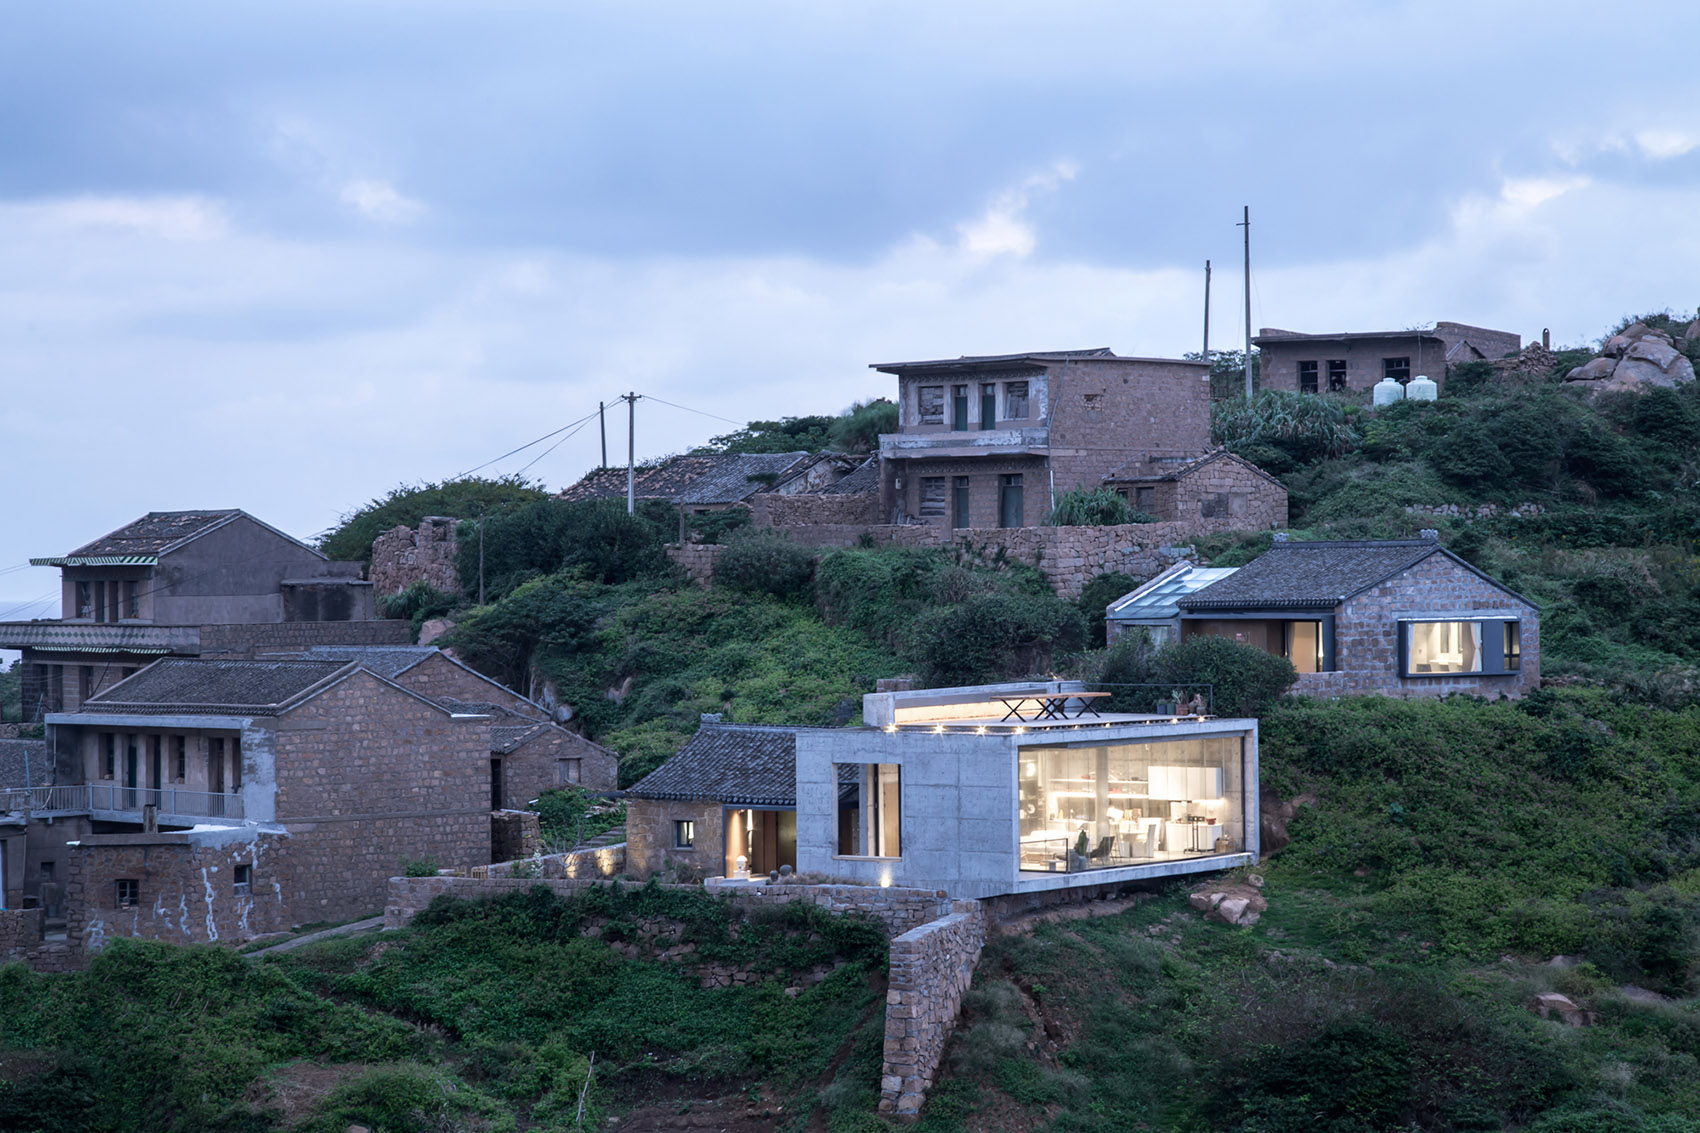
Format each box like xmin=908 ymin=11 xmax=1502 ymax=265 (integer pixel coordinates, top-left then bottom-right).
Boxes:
xmin=384 ymin=875 xmax=950 ymax=937
xmin=471 ymin=842 xmax=626 ymax=880
xmin=879 ymin=900 xmax=988 ymax=1116
xmin=749 ymin=491 xmax=880 ymax=527
xmin=667 ymin=521 xmax=1201 ymax=599
xmin=0 ymin=906 xmax=43 ymax=959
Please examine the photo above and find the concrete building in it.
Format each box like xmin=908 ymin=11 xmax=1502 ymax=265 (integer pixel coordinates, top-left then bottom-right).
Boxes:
xmin=627 ymin=685 xmax=1259 ymax=900
xmin=1176 ymin=536 xmax=1539 ymax=698
xmin=872 ymin=348 xmax=1213 ymax=528
xmin=1253 ymin=322 xmax=1521 ymax=395
xmin=3 ymin=510 xmax=408 ymax=719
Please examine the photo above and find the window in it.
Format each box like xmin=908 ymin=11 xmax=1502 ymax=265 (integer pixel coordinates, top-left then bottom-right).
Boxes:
xmin=1401 ymin=619 xmax=1523 ymax=677
xmin=999 ymin=474 xmax=1024 ymax=528
xmin=1298 ymin=360 xmax=1319 ymax=393
xmin=100 ymin=734 xmax=116 ymax=780
xmin=835 ymin=764 xmax=901 ymax=857
xmin=233 ymin=864 xmax=252 ymax=897
xmin=919 ymin=476 xmax=948 ymax=518
xmin=230 ymin=737 xmax=242 ymax=791
xmin=952 ymin=385 xmax=970 ymax=431
xmin=917 ymin=385 xmax=944 ymax=424
xmin=75 ymin=581 xmax=93 ymax=619
xmin=115 ymin=879 xmax=139 ymax=909
xmin=1005 ymin=380 xmax=1030 ymax=419
xmin=1383 ymin=356 xmax=1411 ymax=384
xmin=124 ymin=580 xmax=140 ymax=619
xmin=1135 ymin=486 xmax=1156 ymax=513
xmin=94 ymin=582 xmax=107 ymax=623
xmin=673 ymin=820 xmax=695 ymax=849
xmin=49 ymin=666 xmax=63 ymax=713
xmin=1284 ymin=621 xmax=1325 ymax=674
xmin=980 ymin=383 xmax=997 ymax=429
xmin=172 ymin=736 xmax=187 ymax=783
xmin=557 ymin=758 xmax=581 ymax=785
xmin=81 ymin=666 xmax=94 ymax=702
xmin=1327 ymin=360 xmax=1348 ymax=391
xmin=952 ymin=476 xmax=971 ymax=530
xmin=39 ymin=861 xmax=54 ymax=881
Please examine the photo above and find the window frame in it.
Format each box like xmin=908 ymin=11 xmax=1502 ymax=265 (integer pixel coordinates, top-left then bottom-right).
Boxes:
xmin=834 ymin=762 xmax=903 ymax=859
xmin=916 ymin=385 xmax=945 ymax=425
xmin=1398 ymin=617 xmax=1522 ymax=678
xmin=673 ymin=819 xmax=696 ymax=850
xmin=1327 ymin=359 xmax=1348 ymax=391
xmin=233 ymin=864 xmax=253 ymax=896
xmin=1383 ymin=356 xmax=1411 ymax=384
xmin=1297 ymin=360 xmax=1319 ymax=393
xmin=115 ymin=879 xmax=140 ymax=909
xmin=1004 ymin=380 xmax=1030 ymax=419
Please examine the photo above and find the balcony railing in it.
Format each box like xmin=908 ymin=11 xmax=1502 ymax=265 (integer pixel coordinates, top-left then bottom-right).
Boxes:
xmin=0 ymin=783 xmax=244 ymax=822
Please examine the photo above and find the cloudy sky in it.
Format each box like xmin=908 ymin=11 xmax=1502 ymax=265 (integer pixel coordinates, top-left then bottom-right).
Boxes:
xmin=4 ymin=0 xmax=1700 ymax=616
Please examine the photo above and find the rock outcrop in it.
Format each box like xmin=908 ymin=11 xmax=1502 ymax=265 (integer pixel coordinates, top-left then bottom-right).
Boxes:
xmin=1189 ymin=882 xmax=1267 ymax=926
xmin=1527 ymin=991 xmax=1593 ymax=1027
xmin=1258 ymin=790 xmax=1317 ymax=857
xmin=1565 ymin=321 xmax=1696 ymax=397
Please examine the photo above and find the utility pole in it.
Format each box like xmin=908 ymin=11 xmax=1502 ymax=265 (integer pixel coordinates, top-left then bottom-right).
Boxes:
xmin=625 ymin=392 xmax=637 ymax=516
xmin=1202 ymin=259 xmax=1211 ymax=363
xmin=1239 ymin=206 xmax=1253 ymax=400
xmin=478 ymin=515 xmax=485 ymax=606
xmin=598 ymin=401 xmax=607 ymax=468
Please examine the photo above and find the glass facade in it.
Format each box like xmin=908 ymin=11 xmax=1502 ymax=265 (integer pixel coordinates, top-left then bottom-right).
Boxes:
xmin=1402 ymin=618 xmax=1521 ymax=677
xmin=1018 ymin=737 xmax=1244 ymax=873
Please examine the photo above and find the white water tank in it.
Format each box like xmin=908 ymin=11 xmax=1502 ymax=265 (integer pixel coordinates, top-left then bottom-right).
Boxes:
xmin=1407 ymin=374 xmax=1438 ymax=401
xmin=1372 ymin=377 xmax=1406 ymax=407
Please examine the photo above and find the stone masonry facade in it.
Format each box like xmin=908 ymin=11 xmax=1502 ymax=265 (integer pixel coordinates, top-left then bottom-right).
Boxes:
xmin=1106 ymin=453 xmax=1288 ymax=531
xmin=1296 ymin=552 xmax=1540 ymax=698
xmin=625 ymin=798 xmax=726 ymax=877
xmin=880 ymin=901 xmax=988 ymax=1116
xmin=370 ymin=517 xmax=462 ymax=599
xmin=749 ymin=491 xmax=879 ymax=528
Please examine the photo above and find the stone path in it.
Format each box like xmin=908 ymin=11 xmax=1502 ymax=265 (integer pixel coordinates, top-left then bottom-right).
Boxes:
xmin=245 ymin=914 xmax=386 ymax=957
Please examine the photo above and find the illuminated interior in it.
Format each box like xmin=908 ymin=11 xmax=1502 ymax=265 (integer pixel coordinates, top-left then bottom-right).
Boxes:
xmin=1018 ymin=736 xmax=1243 ymax=872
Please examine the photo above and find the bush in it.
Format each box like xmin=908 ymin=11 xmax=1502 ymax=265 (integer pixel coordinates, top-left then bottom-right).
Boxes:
xmin=401 ymin=857 xmax=440 ymax=878
xmin=828 ymin=398 xmax=898 ymax=453
xmin=1077 ymin=571 xmax=1143 ymax=649
xmin=1046 ymin=488 xmax=1145 ymax=526
xmin=686 ymin=506 xmax=752 ymax=544
xmin=533 ymin=787 xmax=626 ymax=848
xmin=319 ymin=476 xmax=548 ymax=563
xmin=908 ymin=591 xmax=1085 ymax=686
xmin=1084 ymin=634 xmax=1297 ymax=717
xmin=1212 ymin=390 xmax=1362 ymax=467
xmin=455 ymin=497 xmax=675 ymax=599
xmin=377 ymin=581 xmax=459 ymax=642
xmin=714 ymin=533 xmax=816 ymax=600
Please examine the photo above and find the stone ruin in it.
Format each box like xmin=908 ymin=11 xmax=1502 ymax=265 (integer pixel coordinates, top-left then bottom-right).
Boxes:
xmin=1564 ymin=316 xmax=1698 ymax=398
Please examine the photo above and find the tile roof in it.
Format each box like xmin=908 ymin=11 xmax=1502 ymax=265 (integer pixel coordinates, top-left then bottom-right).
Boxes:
xmin=625 ymin=721 xmax=805 ymax=806
xmin=491 ymin=722 xmax=551 ymax=754
xmin=68 ymin=510 xmax=246 ymax=557
xmin=0 ymin=740 xmax=50 ymax=790
xmin=556 ymin=456 xmax=723 ymax=503
xmin=675 ymin=452 xmax=812 ymax=505
xmin=1179 ymin=540 xmax=1450 ymax=610
xmin=80 ymin=658 xmax=356 ymax=715
xmin=0 ymin=623 xmax=189 ymax=653
xmin=821 ymin=455 xmax=879 ymax=495
xmin=1102 ymin=449 xmax=1285 ymax=488
xmin=297 ymin=645 xmax=440 ymax=679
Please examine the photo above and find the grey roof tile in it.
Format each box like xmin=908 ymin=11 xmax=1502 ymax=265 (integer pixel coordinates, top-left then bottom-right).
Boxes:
xmin=625 ymin=722 xmax=805 ymax=806
xmin=0 ymin=740 xmax=50 ymax=789
xmin=70 ymin=511 xmax=243 ymax=557
xmin=675 ymin=452 xmax=812 ymax=505
xmin=821 ymin=456 xmax=879 ymax=495
xmin=298 ymin=645 xmax=440 ymax=679
xmin=1179 ymin=540 xmax=1445 ymax=610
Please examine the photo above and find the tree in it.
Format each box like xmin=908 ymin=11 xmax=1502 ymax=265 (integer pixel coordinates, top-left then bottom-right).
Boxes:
xmin=319 ymin=476 xmax=549 ymax=563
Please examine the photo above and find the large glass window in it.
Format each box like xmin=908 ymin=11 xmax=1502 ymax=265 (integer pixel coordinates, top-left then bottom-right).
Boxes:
xmin=1402 ymin=619 xmax=1522 ymax=677
xmin=836 ymin=764 xmax=901 ymax=857
xmin=1019 ymin=737 xmax=1243 ymax=873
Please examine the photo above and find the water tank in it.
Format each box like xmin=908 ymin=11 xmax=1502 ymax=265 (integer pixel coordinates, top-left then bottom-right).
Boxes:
xmin=1372 ymin=377 xmax=1406 ymax=407
xmin=1407 ymin=374 xmax=1438 ymax=401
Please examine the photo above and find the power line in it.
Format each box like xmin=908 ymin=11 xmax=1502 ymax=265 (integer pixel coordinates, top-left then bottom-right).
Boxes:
xmin=515 ymin=415 xmax=600 ymax=478
xmin=451 ymin=407 xmax=605 ymax=480
xmin=638 ymin=394 xmax=749 ymax=429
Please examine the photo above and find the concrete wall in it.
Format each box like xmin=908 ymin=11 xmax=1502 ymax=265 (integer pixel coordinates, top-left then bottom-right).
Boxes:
xmin=626 ymin=798 xmax=725 ymax=877
xmin=151 ymin=515 xmax=354 ymax=625
xmin=65 ymin=829 xmax=290 ymax=952
xmin=1296 ymin=554 xmax=1540 ymax=699
xmin=370 ymin=518 xmax=462 ymax=599
xmin=880 ymin=902 xmax=987 ymax=1116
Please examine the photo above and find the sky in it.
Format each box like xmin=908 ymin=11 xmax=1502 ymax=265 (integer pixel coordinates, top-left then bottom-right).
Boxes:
xmin=4 ymin=0 xmax=1700 ymax=617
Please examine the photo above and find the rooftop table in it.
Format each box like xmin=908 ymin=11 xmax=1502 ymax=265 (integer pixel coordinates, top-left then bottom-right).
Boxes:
xmin=996 ymin=690 xmax=1112 ymax=722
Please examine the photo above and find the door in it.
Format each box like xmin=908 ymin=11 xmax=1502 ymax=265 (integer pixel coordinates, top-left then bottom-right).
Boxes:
xmin=999 ymin=474 xmax=1024 ymax=528
xmin=952 ymin=385 xmax=969 ymax=431
xmin=980 ymin=383 xmax=996 ymax=429
xmin=124 ymin=738 xmax=138 ymax=809
xmin=952 ymin=477 xmax=971 ymax=529
xmin=490 ymin=758 xmax=504 ymax=811
xmin=149 ymin=737 xmax=163 ymax=810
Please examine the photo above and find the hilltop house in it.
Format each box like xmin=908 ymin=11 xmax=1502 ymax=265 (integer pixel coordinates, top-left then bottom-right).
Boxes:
xmin=1253 ymin=322 xmax=1520 ymax=394
xmin=6 ymin=646 xmax=616 ymax=950
xmin=2 ymin=510 xmax=408 ymax=719
xmin=1176 ymin=535 xmax=1539 ymax=697
xmin=627 ymin=683 xmax=1260 ymax=899
xmin=872 ymin=348 xmax=1214 ymax=528
xmin=1101 ymin=450 xmax=1287 ymax=530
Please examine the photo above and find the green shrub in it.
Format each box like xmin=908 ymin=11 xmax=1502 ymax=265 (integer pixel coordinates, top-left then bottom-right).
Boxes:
xmin=377 ymin=581 xmax=460 ymax=642
xmin=828 ymin=399 xmax=898 ymax=453
xmin=714 ymin=532 xmax=816 ymax=600
xmin=1085 ymin=634 xmax=1297 ymax=717
xmin=401 ymin=857 xmax=440 ymax=878
xmin=1045 ymin=488 xmax=1142 ymax=527
xmin=319 ymin=476 xmax=548 ymax=563
xmin=908 ymin=591 xmax=1085 ymax=686
xmin=532 ymin=787 xmax=626 ymax=847
xmin=686 ymin=505 xmax=752 ymax=544
xmin=1077 ymin=571 xmax=1143 ymax=649
xmin=1212 ymin=390 xmax=1362 ymax=467
xmin=455 ymin=497 xmax=675 ymax=599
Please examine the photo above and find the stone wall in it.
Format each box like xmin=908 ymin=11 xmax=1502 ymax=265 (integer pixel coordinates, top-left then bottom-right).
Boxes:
xmin=65 ymin=830 xmax=291 ymax=953
xmin=490 ymin=810 xmax=542 ymax=862
xmin=625 ymin=798 xmax=726 ymax=877
xmin=880 ymin=901 xmax=988 ymax=1116
xmin=668 ymin=521 xmax=1204 ymax=600
xmin=0 ymin=906 xmax=43 ymax=956
xmin=500 ymin=726 xmax=620 ymax=803
xmin=370 ymin=517 xmax=462 ymax=599
xmin=473 ymin=842 xmax=626 ymax=880
xmin=1169 ymin=458 xmax=1288 ymax=532
xmin=384 ymin=874 xmax=951 ymax=937
xmin=749 ymin=491 xmax=879 ymax=527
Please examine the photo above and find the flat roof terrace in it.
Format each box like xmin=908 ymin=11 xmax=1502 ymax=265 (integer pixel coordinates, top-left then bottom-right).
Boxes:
xmin=862 ymin=680 xmax=1220 ymax=733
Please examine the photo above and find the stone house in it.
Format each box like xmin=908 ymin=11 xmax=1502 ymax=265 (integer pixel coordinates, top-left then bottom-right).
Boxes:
xmin=3 ymin=510 xmax=407 ymax=719
xmin=1101 ymin=450 xmax=1287 ymax=530
xmin=873 ymin=348 xmax=1213 ymax=529
xmin=1176 ymin=535 xmax=1539 ymax=698
xmin=1253 ymin=322 xmax=1520 ymax=394
xmin=624 ymin=719 xmax=805 ymax=879
xmin=627 ymin=687 xmax=1261 ymax=901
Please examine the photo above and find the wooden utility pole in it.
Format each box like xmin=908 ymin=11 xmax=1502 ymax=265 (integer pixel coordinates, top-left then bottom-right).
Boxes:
xmin=599 ymin=401 xmax=607 ymax=468
xmin=625 ymin=392 xmax=637 ymax=515
xmin=1202 ymin=259 xmax=1211 ymax=362
xmin=1239 ymin=206 xmax=1253 ymax=400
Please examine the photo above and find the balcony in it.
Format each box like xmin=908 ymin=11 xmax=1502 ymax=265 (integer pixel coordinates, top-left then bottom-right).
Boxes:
xmin=0 ymin=783 xmax=245 ymax=824
xmin=878 ymin=426 xmax=1050 ymax=461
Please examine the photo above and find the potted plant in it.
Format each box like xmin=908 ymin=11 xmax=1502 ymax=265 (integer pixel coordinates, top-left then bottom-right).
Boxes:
xmin=1071 ymin=829 xmax=1091 ymax=872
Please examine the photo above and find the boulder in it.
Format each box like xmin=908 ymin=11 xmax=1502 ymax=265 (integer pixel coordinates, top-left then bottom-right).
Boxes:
xmin=1565 ymin=357 xmax=1616 ymax=383
xmin=1189 ymin=882 xmax=1267 ymax=926
xmin=1528 ymin=991 xmax=1592 ymax=1026
xmin=1258 ymin=790 xmax=1316 ymax=857
xmin=1685 ymin=318 xmax=1700 ymax=341
xmin=1625 ymin=337 xmax=1681 ymax=370
xmin=418 ymin=617 xmax=455 ymax=646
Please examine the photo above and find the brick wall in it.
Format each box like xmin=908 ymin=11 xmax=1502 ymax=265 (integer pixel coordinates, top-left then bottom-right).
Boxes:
xmin=879 ymin=901 xmax=988 ymax=1116
xmin=0 ymin=906 xmax=43 ymax=957
xmin=393 ymin=652 xmax=542 ymax=718
xmin=750 ymin=491 xmax=879 ymax=527
xmin=272 ymin=671 xmax=493 ymax=922
xmin=668 ymin=522 xmax=1205 ymax=600
xmin=500 ymin=726 xmax=619 ymax=805
xmin=1309 ymin=553 xmax=1540 ymax=698
xmin=626 ymin=798 xmax=725 ymax=877
xmin=370 ymin=518 xmax=462 ymax=598
xmin=65 ymin=831 xmax=290 ymax=952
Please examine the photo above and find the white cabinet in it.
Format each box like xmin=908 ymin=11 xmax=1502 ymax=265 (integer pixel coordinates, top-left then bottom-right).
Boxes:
xmin=1148 ymin=766 xmax=1224 ymax=800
